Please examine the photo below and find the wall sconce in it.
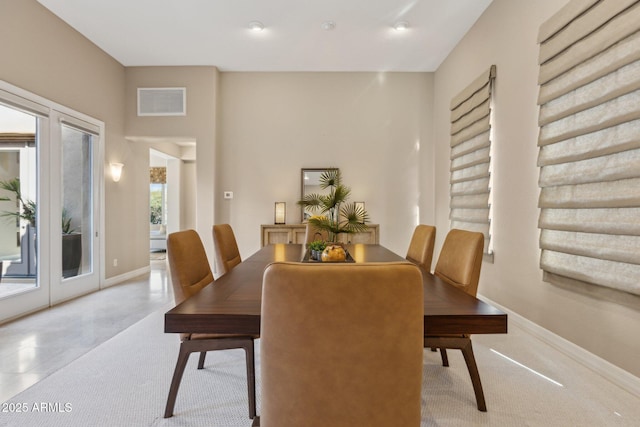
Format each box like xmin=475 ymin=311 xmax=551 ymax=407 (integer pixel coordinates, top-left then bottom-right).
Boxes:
xmin=274 ymin=202 xmax=286 ymax=224
xmin=248 ymin=21 xmax=264 ymax=32
xmin=394 ymin=21 xmax=409 ymax=31
xmin=110 ymin=162 xmax=124 ymax=182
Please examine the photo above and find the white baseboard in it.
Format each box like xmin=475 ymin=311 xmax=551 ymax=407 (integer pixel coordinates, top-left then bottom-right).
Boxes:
xmin=102 ymin=266 xmax=150 ymax=289
xmin=479 ymin=294 xmax=640 ymax=398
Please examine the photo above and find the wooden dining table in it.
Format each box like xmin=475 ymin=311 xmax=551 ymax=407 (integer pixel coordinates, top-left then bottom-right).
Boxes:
xmin=164 ymin=243 xmax=507 ymax=337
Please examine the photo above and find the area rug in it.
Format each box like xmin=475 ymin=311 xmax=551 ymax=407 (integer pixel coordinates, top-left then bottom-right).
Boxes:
xmin=1 ymin=309 xmax=638 ymax=426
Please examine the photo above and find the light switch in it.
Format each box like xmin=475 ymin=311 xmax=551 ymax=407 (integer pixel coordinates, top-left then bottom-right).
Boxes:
xmin=224 ymin=191 xmax=233 ymax=199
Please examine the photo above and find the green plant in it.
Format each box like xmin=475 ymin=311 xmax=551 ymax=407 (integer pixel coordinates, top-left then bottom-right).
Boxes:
xmin=150 ymin=187 xmax=163 ymax=224
xmin=0 ymin=178 xmax=36 ymax=227
xmin=308 ymin=240 xmax=326 ymax=252
xmin=62 ymin=208 xmax=76 ymax=234
xmin=297 ymin=169 xmax=369 ymax=242
xmin=0 ymin=178 xmax=78 ymax=233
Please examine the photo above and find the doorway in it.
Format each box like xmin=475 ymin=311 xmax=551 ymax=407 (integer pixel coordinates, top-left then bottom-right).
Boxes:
xmin=149 ymin=149 xmax=181 ymax=260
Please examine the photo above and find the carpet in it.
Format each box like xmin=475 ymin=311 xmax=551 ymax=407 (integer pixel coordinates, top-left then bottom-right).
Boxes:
xmin=1 ymin=309 xmax=638 ymax=426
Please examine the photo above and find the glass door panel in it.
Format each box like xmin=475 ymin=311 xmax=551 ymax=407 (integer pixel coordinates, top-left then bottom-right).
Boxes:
xmin=0 ymin=103 xmax=38 ymax=299
xmin=61 ymin=125 xmax=93 ymax=279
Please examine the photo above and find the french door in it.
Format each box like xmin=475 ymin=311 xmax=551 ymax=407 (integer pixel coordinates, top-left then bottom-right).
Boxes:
xmin=0 ymin=81 xmax=102 ymax=322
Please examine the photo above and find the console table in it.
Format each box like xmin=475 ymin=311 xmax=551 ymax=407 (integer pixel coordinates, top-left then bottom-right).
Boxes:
xmin=260 ymin=224 xmax=379 ymax=246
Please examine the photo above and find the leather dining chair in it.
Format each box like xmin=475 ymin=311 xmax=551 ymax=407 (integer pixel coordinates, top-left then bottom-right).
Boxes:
xmin=424 ymin=228 xmax=486 ymax=411
xmin=212 ymin=224 xmax=242 ymax=276
xmin=260 ymin=262 xmax=424 ymax=427
xmin=406 ymin=224 xmax=436 ymax=274
xmin=164 ymin=230 xmax=256 ymax=419
xmin=304 ymin=222 xmax=329 ymax=245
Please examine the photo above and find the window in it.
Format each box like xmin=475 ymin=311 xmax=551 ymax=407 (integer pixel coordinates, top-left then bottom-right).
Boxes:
xmin=449 ymin=65 xmax=496 ymax=261
xmin=150 ymin=167 xmax=167 ymax=226
xmin=536 ymin=0 xmax=640 ymax=296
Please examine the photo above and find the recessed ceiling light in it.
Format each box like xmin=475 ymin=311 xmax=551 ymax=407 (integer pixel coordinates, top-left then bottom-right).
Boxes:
xmin=321 ymin=21 xmax=336 ymax=31
xmin=248 ymin=21 xmax=264 ymax=32
xmin=394 ymin=21 xmax=409 ymax=31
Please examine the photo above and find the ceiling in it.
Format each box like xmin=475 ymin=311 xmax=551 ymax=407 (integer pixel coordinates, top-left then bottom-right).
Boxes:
xmin=37 ymin=0 xmax=492 ymax=72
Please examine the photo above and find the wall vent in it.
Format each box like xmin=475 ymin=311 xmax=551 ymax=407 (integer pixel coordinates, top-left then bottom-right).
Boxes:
xmin=137 ymin=87 xmax=186 ymax=116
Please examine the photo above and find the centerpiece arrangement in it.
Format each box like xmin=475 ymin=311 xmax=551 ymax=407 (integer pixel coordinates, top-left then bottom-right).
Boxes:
xmin=297 ymin=169 xmax=369 ymax=262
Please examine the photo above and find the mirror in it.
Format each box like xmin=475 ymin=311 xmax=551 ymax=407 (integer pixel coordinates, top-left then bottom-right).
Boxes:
xmin=300 ymin=168 xmax=338 ymax=222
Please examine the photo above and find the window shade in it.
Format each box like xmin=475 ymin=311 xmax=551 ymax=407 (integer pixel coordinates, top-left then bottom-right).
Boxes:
xmin=449 ymin=65 xmax=496 ymax=260
xmin=537 ymin=0 xmax=640 ymax=296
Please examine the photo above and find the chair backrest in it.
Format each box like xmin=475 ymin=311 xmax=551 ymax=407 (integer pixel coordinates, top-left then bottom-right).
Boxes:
xmin=434 ymin=229 xmax=484 ymax=297
xmin=212 ymin=224 xmax=241 ymax=275
xmin=260 ymin=262 xmax=424 ymax=427
xmin=167 ymin=230 xmax=214 ymax=304
xmin=406 ymin=224 xmax=436 ymax=273
xmin=304 ymin=222 xmax=329 ymax=245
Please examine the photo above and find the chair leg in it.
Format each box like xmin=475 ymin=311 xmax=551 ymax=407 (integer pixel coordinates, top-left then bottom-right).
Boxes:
xmin=164 ymin=343 xmax=192 ymax=418
xmin=164 ymin=338 xmax=256 ymax=419
xmin=439 ymin=348 xmax=449 ymax=367
xmin=197 ymin=351 xmax=207 ymax=369
xmin=460 ymin=339 xmax=486 ymax=412
xmin=244 ymin=340 xmax=257 ymax=419
xmin=424 ymin=336 xmax=486 ymax=412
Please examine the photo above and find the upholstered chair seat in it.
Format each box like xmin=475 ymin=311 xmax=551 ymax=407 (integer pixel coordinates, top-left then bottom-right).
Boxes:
xmin=425 ymin=228 xmax=486 ymax=411
xmin=213 ymin=224 xmax=242 ymax=276
xmin=406 ymin=224 xmax=436 ymax=274
xmin=260 ymin=261 xmax=424 ymax=427
xmin=164 ymin=229 xmax=256 ymax=419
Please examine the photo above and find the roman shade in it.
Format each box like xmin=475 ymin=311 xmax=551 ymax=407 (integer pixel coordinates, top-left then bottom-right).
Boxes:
xmin=536 ymin=0 xmax=640 ymax=296
xmin=150 ymin=167 xmax=167 ymax=184
xmin=449 ymin=65 xmax=496 ymax=260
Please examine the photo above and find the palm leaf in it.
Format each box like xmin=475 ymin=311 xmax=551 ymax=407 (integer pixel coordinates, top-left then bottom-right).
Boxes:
xmin=319 ymin=168 xmax=341 ymax=189
xmin=340 ymin=202 xmax=370 ymax=233
xmin=297 ymin=193 xmax=325 ymax=210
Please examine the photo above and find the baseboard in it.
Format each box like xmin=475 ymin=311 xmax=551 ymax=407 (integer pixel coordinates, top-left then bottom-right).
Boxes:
xmin=479 ymin=294 xmax=640 ymax=398
xmin=102 ymin=266 xmax=150 ymax=289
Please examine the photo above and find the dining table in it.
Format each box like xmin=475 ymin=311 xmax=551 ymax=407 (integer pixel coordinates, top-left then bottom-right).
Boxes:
xmin=165 ymin=243 xmax=507 ymax=337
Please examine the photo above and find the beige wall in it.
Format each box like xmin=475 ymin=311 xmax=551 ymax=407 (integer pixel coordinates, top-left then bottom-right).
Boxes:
xmin=0 ymin=0 xmax=140 ymax=279
xmin=432 ymin=0 xmax=640 ymax=377
xmin=217 ymin=72 xmax=433 ymax=258
xmin=125 ymin=66 xmax=218 ymax=265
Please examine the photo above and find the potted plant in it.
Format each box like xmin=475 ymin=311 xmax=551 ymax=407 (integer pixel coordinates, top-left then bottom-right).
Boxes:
xmin=308 ymin=239 xmax=326 ymax=261
xmin=297 ymin=169 xmax=369 ymax=243
xmin=0 ymin=178 xmax=36 ymax=227
xmin=0 ymin=178 xmax=82 ymax=278
xmin=62 ymin=208 xmax=82 ymax=278
xmin=0 ymin=178 xmax=37 ymax=277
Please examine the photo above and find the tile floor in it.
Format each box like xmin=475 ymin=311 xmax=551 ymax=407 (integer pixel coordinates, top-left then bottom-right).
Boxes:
xmin=0 ymin=260 xmax=172 ymax=403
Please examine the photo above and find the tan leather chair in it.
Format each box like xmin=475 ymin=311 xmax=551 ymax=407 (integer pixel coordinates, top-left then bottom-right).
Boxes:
xmin=304 ymin=222 xmax=329 ymax=245
xmin=406 ymin=224 xmax=436 ymax=273
xmin=260 ymin=262 xmax=424 ymax=427
xmin=425 ymin=228 xmax=486 ymax=411
xmin=164 ymin=230 xmax=256 ymax=419
xmin=212 ymin=224 xmax=242 ymax=275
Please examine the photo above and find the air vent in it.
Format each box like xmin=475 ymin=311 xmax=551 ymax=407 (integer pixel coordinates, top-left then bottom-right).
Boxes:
xmin=137 ymin=87 xmax=186 ymax=116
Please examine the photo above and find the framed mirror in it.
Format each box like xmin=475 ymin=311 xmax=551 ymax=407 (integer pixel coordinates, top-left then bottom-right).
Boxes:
xmin=300 ymin=168 xmax=338 ymax=222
